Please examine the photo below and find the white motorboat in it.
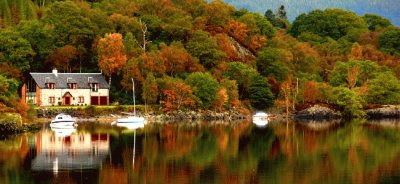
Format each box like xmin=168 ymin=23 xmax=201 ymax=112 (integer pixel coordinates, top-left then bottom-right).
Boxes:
xmin=50 ymin=114 xmax=77 ymax=128
xmin=252 ymin=112 xmax=269 ymax=127
xmin=115 ymin=78 xmax=145 ymax=124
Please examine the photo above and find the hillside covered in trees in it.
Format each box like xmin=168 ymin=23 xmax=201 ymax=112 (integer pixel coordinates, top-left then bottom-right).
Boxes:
xmin=222 ymin=0 xmax=400 ymax=25
xmin=0 ymin=0 xmax=400 ymax=117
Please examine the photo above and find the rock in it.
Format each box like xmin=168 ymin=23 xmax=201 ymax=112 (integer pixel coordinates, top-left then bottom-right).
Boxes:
xmin=366 ymin=105 xmax=400 ymax=119
xmin=295 ymin=105 xmax=341 ymax=120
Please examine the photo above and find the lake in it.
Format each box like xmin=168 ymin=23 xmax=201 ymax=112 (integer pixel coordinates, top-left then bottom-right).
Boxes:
xmin=1 ymin=119 xmax=400 ymax=184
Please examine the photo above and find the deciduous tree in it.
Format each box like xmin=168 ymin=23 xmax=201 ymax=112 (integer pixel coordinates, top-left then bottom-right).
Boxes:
xmin=185 ymin=72 xmax=218 ymax=109
xmin=97 ymin=33 xmax=127 ymax=86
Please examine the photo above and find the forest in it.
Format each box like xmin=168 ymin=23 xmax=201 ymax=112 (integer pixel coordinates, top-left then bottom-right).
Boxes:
xmin=0 ymin=0 xmax=399 ymax=117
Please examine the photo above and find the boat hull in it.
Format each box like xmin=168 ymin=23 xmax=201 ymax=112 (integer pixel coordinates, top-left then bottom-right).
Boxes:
xmin=117 ymin=116 xmax=145 ymax=124
xmin=252 ymin=112 xmax=269 ymax=127
xmin=50 ymin=121 xmax=77 ymax=128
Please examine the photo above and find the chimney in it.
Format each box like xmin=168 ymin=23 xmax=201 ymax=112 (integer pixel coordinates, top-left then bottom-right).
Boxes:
xmin=52 ymin=68 xmax=58 ymax=77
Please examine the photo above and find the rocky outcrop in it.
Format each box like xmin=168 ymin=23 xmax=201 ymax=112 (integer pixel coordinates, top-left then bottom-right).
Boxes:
xmin=227 ymin=36 xmax=255 ymax=60
xmin=146 ymin=110 xmax=248 ymax=122
xmin=366 ymin=105 xmax=400 ymax=119
xmin=295 ymin=105 xmax=341 ymax=120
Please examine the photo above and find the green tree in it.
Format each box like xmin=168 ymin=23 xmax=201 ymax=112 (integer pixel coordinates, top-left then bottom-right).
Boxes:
xmin=160 ymin=6 xmax=192 ymax=41
xmin=17 ymin=20 xmax=57 ymax=70
xmin=0 ymin=0 xmax=37 ymax=27
xmin=362 ymin=14 xmax=392 ymax=31
xmin=0 ymin=74 xmax=19 ymax=107
xmin=42 ymin=1 xmax=96 ymax=47
xmin=224 ymin=62 xmax=258 ymax=99
xmin=252 ymin=12 xmax=275 ymax=38
xmin=185 ymin=72 xmax=218 ymax=108
xmin=264 ymin=9 xmax=275 ymax=24
xmin=142 ymin=73 xmax=158 ymax=110
xmin=379 ymin=28 xmax=400 ymax=58
xmin=329 ymin=60 xmax=380 ymax=87
xmin=185 ymin=30 xmax=225 ymax=69
xmin=0 ymin=29 xmax=34 ymax=72
xmin=333 ymin=86 xmax=365 ymax=118
xmin=220 ymin=78 xmax=239 ymax=108
xmin=256 ymin=47 xmax=289 ymax=82
xmin=123 ymin=32 xmax=137 ymax=57
xmin=367 ymin=72 xmax=400 ymax=104
xmin=290 ymin=9 xmax=368 ymax=41
xmin=249 ymin=75 xmax=274 ymax=110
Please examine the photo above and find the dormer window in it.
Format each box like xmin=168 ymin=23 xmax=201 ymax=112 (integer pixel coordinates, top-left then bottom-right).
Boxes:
xmin=46 ymin=83 xmax=55 ymax=89
xmin=68 ymin=83 xmax=77 ymax=89
xmin=91 ymin=83 xmax=99 ymax=92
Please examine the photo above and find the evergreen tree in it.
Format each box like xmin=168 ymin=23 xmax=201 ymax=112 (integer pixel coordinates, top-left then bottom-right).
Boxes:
xmin=264 ymin=9 xmax=275 ymax=23
xmin=249 ymin=75 xmax=274 ymax=110
xmin=276 ymin=5 xmax=287 ymax=20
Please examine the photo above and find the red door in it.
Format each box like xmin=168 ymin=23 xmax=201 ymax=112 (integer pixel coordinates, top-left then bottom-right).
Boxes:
xmin=64 ymin=97 xmax=71 ymax=105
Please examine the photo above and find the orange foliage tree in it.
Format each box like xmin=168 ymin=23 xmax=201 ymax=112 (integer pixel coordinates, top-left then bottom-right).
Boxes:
xmin=302 ymin=81 xmax=319 ymax=103
xmin=225 ymin=20 xmax=248 ymax=46
xmin=215 ymin=33 xmax=240 ymax=61
xmin=160 ymin=80 xmax=195 ymax=113
xmin=213 ymin=88 xmax=228 ymax=112
xmin=159 ymin=42 xmax=203 ymax=77
xmin=97 ymin=33 xmax=127 ymax=86
xmin=139 ymin=52 xmax=166 ymax=77
xmin=46 ymin=45 xmax=79 ymax=72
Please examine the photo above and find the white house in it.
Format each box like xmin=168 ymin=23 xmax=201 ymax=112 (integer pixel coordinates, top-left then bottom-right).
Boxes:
xmin=21 ymin=69 xmax=110 ymax=106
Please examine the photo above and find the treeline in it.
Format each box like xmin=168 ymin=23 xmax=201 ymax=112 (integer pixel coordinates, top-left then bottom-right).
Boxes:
xmin=0 ymin=0 xmax=399 ymax=117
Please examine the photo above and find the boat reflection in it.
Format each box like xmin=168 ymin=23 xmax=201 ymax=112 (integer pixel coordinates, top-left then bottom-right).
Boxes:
xmin=31 ymin=130 xmax=110 ymax=172
xmin=50 ymin=127 xmax=77 ymax=137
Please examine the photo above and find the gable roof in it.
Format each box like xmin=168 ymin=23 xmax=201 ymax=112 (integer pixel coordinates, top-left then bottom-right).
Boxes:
xmin=30 ymin=73 xmax=109 ymax=89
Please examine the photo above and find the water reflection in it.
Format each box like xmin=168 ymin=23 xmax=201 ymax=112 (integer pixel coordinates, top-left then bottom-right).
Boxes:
xmin=1 ymin=120 xmax=400 ymax=183
xmin=31 ymin=129 xmax=110 ymax=172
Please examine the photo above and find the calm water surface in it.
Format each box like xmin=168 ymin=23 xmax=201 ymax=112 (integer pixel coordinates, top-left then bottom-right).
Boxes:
xmin=1 ymin=119 xmax=400 ymax=184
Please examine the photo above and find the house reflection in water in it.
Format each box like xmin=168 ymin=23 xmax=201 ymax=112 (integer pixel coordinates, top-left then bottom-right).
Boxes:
xmin=31 ymin=130 xmax=110 ymax=172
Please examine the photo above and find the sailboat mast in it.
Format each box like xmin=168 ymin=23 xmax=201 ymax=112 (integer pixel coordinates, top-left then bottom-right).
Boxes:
xmin=132 ymin=78 xmax=136 ymax=116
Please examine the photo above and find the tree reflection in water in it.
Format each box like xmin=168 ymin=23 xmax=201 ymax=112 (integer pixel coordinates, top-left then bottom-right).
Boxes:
xmin=1 ymin=120 xmax=400 ymax=183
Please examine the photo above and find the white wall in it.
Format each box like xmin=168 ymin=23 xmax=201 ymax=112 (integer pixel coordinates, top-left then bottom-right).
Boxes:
xmin=40 ymin=88 xmax=109 ymax=106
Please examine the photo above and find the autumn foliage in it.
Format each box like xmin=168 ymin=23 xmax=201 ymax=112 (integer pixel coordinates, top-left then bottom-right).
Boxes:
xmin=97 ymin=33 xmax=127 ymax=84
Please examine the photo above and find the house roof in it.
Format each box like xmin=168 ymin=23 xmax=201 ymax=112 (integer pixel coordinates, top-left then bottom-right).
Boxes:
xmin=30 ymin=73 xmax=110 ymax=89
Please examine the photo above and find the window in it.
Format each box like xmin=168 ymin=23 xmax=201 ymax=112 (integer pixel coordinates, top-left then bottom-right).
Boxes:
xmin=91 ymin=83 xmax=99 ymax=92
xmin=68 ymin=83 xmax=77 ymax=89
xmin=49 ymin=97 xmax=55 ymax=103
xmin=79 ymin=96 xmax=84 ymax=103
xmin=46 ymin=83 xmax=55 ymax=89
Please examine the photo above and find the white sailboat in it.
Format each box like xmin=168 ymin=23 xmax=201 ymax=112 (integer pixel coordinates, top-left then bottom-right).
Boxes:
xmin=116 ymin=78 xmax=145 ymax=124
xmin=252 ymin=112 xmax=269 ymax=127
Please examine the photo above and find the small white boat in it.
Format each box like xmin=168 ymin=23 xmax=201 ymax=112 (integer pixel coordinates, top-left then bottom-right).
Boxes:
xmin=252 ymin=112 xmax=269 ymax=127
xmin=117 ymin=116 xmax=145 ymax=123
xmin=50 ymin=114 xmax=77 ymax=128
